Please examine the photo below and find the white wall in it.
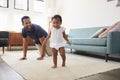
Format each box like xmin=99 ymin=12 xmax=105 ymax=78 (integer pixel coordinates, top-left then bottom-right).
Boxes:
xmin=55 ymin=0 xmax=120 ymax=33
xmin=1 ymin=0 xmax=120 ymax=33
xmin=0 ymin=0 xmax=48 ymax=32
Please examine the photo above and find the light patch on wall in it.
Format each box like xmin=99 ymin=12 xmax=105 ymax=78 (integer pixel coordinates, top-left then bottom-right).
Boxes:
xmin=0 ymin=13 xmax=9 ymax=31
xmin=31 ymin=14 xmax=48 ymax=31
xmin=13 ymin=14 xmax=23 ymax=32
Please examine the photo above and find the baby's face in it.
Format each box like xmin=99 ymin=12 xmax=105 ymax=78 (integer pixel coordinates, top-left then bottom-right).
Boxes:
xmin=52 ymin=18 xmax=61 ymax=29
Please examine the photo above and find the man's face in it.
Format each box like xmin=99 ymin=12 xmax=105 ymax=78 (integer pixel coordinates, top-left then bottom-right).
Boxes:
xmin=22 ymin=18 xmax=32 ymax=31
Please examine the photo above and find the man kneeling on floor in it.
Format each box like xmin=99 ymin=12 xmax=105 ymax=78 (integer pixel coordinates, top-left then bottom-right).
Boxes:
xmin=20 ymin=16 xmax=52 ymax=60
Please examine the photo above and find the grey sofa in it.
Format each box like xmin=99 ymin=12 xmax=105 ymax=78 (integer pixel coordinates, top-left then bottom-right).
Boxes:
xmin=65 ymin=26 xmax=120 ymax=62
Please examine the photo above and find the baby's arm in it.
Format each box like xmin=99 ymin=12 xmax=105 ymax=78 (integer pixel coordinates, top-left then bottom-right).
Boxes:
xmin=63 ymin=31 xmax=70 ymax=44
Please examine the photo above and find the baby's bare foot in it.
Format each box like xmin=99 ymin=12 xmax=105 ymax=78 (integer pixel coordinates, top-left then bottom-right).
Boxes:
xmin=51 ymin=65 xmax=57 ymax=68
xmin=19 ymin=57 xmax=27 ymax=60
xmin=37 ymin=57 xmax=44 ymax=60
xmin=62 ymin=64 xmax=65 ymax=67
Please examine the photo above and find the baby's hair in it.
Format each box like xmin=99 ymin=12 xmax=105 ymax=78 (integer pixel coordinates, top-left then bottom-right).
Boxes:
xmin=51 ymin=15 xmax=62 ymax=24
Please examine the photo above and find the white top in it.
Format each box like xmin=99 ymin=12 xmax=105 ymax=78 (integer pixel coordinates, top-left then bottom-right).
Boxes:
xmin=50 ymin=26 xmax=66 ymax=48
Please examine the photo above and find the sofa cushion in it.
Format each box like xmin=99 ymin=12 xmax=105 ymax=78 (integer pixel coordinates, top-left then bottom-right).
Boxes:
xmin=69 ymin=38 xmax=107 ymax=46
xmin=68 ymin=27 xmax=105 ymax=38
xmin=71 ymin=44 xmax=106 ymax=53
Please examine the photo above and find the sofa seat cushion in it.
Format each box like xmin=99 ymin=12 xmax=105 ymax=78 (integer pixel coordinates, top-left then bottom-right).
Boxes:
xmin=69 ymin=38 xmax=106 ymax=46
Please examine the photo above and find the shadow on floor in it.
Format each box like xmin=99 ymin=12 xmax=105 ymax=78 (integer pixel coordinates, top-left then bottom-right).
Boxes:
xmin=71 ymin=50 xmax=120 ymax=80
xmin=71 ymin=50 xmax=120 ymax=62
xmin=75 ymin=67 xmax=120 ymax=80
xmin=0 ymin=57 xmax=25 ymax=80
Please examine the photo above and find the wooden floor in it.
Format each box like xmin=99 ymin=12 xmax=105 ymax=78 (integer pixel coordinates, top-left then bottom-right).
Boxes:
xmin=0 ymin=56 xmax=25 ymax=80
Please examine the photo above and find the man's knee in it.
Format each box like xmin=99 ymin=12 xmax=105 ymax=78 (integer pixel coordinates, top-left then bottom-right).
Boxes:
xmin=46 ymin=46 xmax=52 ymax=56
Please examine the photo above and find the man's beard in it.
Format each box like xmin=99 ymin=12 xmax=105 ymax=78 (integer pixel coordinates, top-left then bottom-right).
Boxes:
xmin=26 ymin=26 xmax=31 ymax=31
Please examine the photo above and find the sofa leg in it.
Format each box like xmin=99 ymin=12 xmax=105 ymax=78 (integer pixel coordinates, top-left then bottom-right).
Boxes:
xmin=105 ymin=54 xmax=109 ymax=62
xmin=2 ymin=46 xmax=4 ymax=54
xmin=70 ymin=49 xmax=72 ymax=53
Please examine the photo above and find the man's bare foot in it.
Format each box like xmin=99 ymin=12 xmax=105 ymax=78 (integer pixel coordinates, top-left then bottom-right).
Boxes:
xmin=37 ymin=57 xmax=44 ymax=60
xmin=51 ymin=65 xmax=57 ymax=68
xmin=20 ymin=57 xmax=27 ymax=60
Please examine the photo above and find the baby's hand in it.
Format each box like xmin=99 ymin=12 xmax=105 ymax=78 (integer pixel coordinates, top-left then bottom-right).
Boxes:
xmin=67 ymin=41 xmax=71 ymax=46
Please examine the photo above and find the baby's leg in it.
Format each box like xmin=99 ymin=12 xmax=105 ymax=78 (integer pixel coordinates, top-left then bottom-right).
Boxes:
xmin=52 ymin=48 xmax=58 ymax=68
xmin=59 ymin=47 xmax=66 ymax=67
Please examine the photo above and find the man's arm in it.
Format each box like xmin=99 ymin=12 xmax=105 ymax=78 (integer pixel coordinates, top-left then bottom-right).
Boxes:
xmin=37 ymin=37 xmax=46 ymax=59
xmin=22 ymin=38 xmax=28 ymax=58
xmin=39 ymin=30 xmax=51 ymax=45
xmin=39 ymin=37 xmax=45 ymax=45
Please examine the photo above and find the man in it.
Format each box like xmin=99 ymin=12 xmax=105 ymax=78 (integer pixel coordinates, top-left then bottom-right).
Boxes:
xmin=20 ymin=16 xmax=52 ymax=60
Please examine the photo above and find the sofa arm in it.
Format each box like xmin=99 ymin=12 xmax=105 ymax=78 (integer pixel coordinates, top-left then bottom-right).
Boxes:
xmin=107 ymin=31 xmax=120 ymax=54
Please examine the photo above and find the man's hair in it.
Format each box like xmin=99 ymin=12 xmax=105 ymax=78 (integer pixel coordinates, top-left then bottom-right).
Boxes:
xmin=21 ymin=16 xmax=30 ymax=23
xmin=51 ymin=14 xmax=62 ymax=24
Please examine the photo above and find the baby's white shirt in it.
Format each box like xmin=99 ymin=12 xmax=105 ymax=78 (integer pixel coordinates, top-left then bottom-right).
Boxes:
xmin=50 ymin=26 xmax=66 ymax=48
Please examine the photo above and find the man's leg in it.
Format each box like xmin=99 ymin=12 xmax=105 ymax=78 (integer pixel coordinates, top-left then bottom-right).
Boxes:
xmin=35 ymin=43 xmax=48 ymax=60
xmin=35 ymin=41 xmax=52 ymax=60
xmin=46 ymin=40 xmax=52 ymax=56
xmin=35 ymin=44 xmax=44 ymax=60
xmin=35 ymin=44 xmax=42 ymax=55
